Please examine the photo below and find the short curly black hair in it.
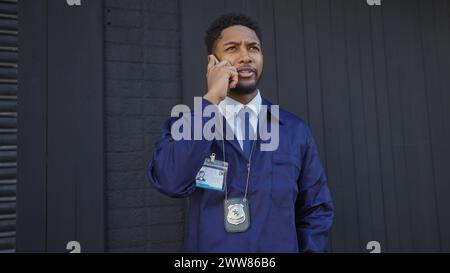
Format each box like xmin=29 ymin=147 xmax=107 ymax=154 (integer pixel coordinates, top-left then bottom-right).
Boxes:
xmin=204 ymin=13 xmax=262 ymax=54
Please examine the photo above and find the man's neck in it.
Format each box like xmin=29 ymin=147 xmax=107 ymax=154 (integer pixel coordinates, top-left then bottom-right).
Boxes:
xmin=227 ymin=90 xmax=258 ymax=105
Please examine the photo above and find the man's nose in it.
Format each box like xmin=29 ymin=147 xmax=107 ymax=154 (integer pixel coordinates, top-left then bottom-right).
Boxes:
xmin=238 ymin=49 xmax=252 ymax=64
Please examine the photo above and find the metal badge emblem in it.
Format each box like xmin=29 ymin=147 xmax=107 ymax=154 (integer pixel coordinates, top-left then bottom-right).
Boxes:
xmin=227 ymin=204 xmax=246 ymax=225
xmin=224 ymin=198 xmax=250 ymax=232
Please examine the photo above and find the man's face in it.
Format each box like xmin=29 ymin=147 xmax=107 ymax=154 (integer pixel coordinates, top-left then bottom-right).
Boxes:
xmin=212 ymin=25 xmax=263 ymax=94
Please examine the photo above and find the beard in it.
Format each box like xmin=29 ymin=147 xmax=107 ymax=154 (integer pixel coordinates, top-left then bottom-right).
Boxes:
xmin=229 ymin=76 xmax=261 ymax=95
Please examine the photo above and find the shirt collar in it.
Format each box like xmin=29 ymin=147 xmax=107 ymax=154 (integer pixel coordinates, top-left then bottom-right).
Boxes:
xmin=219 ymin=90 xmax=262 ymax=118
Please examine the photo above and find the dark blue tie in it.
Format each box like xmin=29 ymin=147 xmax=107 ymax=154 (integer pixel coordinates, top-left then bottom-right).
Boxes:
xmin=241 ymin=109 xmax=253 ymax=159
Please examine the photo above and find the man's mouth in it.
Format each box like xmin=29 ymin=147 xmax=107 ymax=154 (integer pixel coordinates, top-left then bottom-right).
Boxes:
xmin=237 ymin=66 xmax=256 ymax=79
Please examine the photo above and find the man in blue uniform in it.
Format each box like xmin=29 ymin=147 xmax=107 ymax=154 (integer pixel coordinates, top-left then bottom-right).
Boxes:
xmin=147 ymin=13 xmax=333 ymax=252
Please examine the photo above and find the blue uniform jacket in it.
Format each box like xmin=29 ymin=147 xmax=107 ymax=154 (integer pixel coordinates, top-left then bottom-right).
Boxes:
xmin=147 ymin=97 xmax=334 ymax=253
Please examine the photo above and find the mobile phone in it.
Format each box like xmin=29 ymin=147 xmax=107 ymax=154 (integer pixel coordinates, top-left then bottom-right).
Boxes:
xmin=213 ymin=54 xmax=221 ymax=64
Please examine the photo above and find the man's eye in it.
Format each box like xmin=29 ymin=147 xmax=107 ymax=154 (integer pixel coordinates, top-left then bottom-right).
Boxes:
xmin=250 ymin=46 xmax=260 ymax=52
xmin=226 ymin=47 xmax=236 ymax=52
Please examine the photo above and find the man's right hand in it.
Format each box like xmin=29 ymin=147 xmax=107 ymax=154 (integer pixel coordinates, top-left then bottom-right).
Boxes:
xmin=203 ymin=54 xmax=238 ymax=105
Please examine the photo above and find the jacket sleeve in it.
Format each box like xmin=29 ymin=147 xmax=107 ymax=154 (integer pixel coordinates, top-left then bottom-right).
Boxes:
xmin=295 ymin=125 xmax=334 ymax=253
xmin=147 ymin=98 xmax=216 ymax=198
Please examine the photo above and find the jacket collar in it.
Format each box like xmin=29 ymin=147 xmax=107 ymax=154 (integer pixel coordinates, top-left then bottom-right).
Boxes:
xmin=261 ymin=97 xmax=284 ymax=125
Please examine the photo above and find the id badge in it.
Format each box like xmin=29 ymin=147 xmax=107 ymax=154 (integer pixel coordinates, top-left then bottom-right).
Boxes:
xmin=195 ymin=153 xmax=228 ymax=191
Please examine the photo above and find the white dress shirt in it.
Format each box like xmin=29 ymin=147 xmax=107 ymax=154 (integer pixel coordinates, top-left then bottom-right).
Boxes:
xmin=218 ymin=90 xmax=262 ymax=150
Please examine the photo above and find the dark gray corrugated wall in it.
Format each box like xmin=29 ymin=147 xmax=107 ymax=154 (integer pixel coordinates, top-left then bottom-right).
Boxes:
xmin=181 ymin=0 xmax=450 ymax=252
xmin=0 ymin=0 xmax=17 ymax=253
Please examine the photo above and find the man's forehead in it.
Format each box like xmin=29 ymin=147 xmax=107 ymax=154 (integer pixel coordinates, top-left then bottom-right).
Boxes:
xmin=218 ymin=25 xmax=260 ymax=44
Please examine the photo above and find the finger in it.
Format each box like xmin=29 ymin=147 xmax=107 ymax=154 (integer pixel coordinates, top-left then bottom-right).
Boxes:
xmin=207 ymin=55 xmax=215 ymax=70
xmin=223 ymin=60 xmax=233 ymax=67
xmin=228 ymin=70 xmax=239 ymax=89
xmin=223 ymin=66 xmax=237 ymax=73
xmin=221 ymin=67 xmax=238 ymax=77
xmin=214 ymin=60 xmax=231 ymax=68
